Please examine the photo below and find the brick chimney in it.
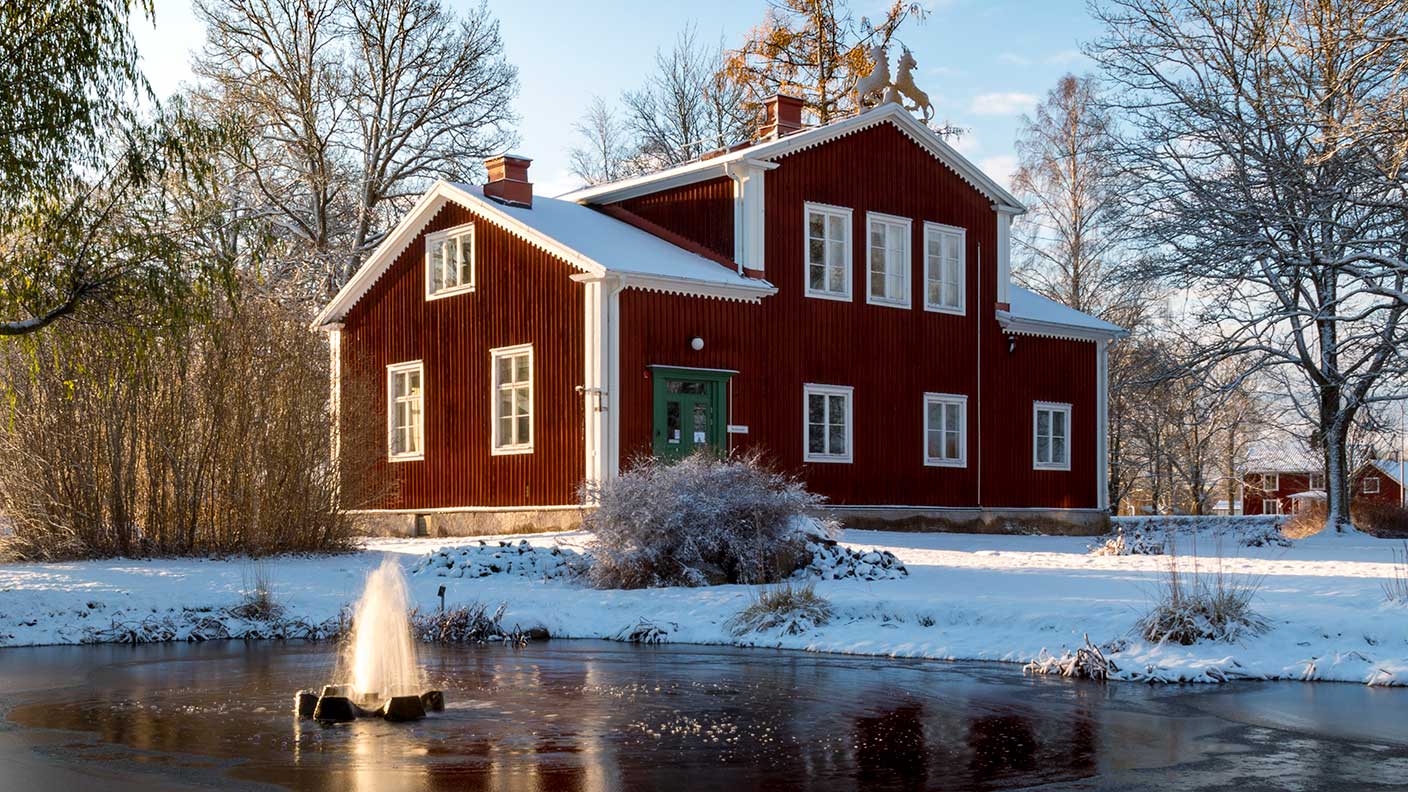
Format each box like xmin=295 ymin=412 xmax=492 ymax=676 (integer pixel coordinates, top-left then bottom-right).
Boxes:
xmin=760 ymin=94 xmax=804 ymax=140
xmin=483 ymin=154 xmax=532 ymax=207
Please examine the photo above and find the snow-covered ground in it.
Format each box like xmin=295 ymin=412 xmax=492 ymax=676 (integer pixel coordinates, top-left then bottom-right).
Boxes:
xmin=1 ymin=525 xmax=1405 ymax=686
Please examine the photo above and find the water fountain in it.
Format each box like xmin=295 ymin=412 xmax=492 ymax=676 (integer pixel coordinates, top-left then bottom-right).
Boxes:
xmin=295 ymin=558 xmax=444 ymax=724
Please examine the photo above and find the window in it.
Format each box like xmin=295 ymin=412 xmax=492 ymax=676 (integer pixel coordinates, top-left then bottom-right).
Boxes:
xmin=923 ymin=222 xmax=965 ymax=314
xmin=866 ymin=212 xmax=911 ymax=307
xmin=805 ymin=203 xmax=852 ymax=301
xmin=1033 ymin=401 xmax=1071 ymax=470
xmin=1364 ymin=476 xmax=1381 ymax=494
xmin=1261 ymin=473 xmax=1279 ymax=492
xmin=425 ymin=223 xmax=475 ymax=299
xmin=491 ymin=344 xmax=533 ymax=454
xmin=1309 ymin=473 xmax=1324 ymax=490
xmin=1264 ymin=499 xmax=1283 ymax=515
xmin=924 ymin=393 xmax=967 ymax=467
xmin=387 ymin=361 xmax=424 ymax=461
xmin=804 ymin=384 xmax=853 ymax=463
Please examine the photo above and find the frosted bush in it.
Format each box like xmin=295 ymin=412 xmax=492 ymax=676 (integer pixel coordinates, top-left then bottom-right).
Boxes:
xmin=1089 ymin=524 xmax=1167 ymax=556
xmin=580 ymin=451 xmax=827 ymax=589
xmin=1136 ymin=554 xmax=1268 ymax=645
xmin=728 ymin=581 xmax=834 ymax=636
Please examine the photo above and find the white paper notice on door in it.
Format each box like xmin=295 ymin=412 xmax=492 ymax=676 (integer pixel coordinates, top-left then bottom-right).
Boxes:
xmin=693 ymin=431 xmax=706 ymax=443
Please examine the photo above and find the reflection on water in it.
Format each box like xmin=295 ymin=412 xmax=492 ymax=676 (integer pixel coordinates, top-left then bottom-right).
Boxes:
xmin=1 ymin=640 xmax=1407 ymax=791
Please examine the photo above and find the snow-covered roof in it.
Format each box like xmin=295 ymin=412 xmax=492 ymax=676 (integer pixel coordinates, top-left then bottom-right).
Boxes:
xmin=560 ymin=103 xmax=1026 ymax=213
xmin=995 ymin=285 xmax=1126 ymax=342
xmin=315 ymin=181 xmax=776 ymax=326
xmin=1287 ymin=490 xmax=1327 ymax=500
xmin=1366 ymin=459 xmax=1406 ymax=486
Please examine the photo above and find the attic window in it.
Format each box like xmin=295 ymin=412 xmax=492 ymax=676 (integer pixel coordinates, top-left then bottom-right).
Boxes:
xmin=1364 ymin=476 xmax=1380 ymax=494
xmin=426 ymin=223 xmax=475 ymax=299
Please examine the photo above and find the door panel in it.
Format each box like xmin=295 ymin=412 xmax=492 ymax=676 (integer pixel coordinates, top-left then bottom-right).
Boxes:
xmin=651 ymin=368 xmax=731 ymax=460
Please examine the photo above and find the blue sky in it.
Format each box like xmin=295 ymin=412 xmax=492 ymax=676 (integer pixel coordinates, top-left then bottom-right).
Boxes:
xmin=132 ymin=0 xmax=1105 ymax=197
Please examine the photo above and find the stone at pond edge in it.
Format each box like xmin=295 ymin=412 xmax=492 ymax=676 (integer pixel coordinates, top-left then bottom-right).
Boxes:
xmin=382 ymin=695 xmax=427 ymax=722
xmin=313 ymin=694 xmax=357 ymax=724
xmin=523 ymin=626 xmax=550 ymax=641
xmin=294 ymin=690 xmax=318 ymax=719
xmin=420 ymin=690 xmax=445 ymax=712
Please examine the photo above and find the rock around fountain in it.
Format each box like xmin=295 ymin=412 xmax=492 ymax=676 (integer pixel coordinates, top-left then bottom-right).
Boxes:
xmin=295 ymin=558 xmax=444 ymax=724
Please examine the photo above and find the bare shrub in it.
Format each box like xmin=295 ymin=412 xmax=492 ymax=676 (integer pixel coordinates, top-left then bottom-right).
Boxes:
xmin=230 ymin=561 xmax=283 ymax=621
xmin=1282 ymin=503 xmax=1329 ymax=539
xmin=727 ymin=581 xmax=834 ymax=636
xmin=0 ymin=287 xmax=386 ymax=560
xmin=1385 ymin=544 xmax=1408 ymax=605
xmin=1136 ymin=550 xmax=1268 ymax=645
xmin=580 ymin=451 xmax=824 ymax=589
xmin=616 ymin=618 xmax=677 ymax=644
xmin=410 ymin=602 xmax=524 ymax=645
xmin=1024 ymin=635 xmax=1119 ymax=681
xmin=1353 ymin=502 xmax=1408 ymax=539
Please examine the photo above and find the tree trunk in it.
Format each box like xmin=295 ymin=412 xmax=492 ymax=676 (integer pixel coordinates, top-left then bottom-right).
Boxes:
xmin=1320 ymin=388 xmax=1353 ymax=533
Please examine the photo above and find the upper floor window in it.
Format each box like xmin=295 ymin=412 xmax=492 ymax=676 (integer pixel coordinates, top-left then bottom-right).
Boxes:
xmin=924 ymin=393 xmax=967 ymax=467
xmin=924 ymin=222 xmax=965 ymax=314
xmin=866 ymin=212 xmax=911 ymax=308
xmin=426 ymin=222 xmax=475 ymax=299
xmin=1309 ymin=472 xmax=1325 ymax=490
xmin=387 ymin=361 xmax=424 ymax=461
xmin=491 ymin=344 xmax=533 ymax=455
xmin=804 ymin=383 xmax=853 ymax=463
xmin=805 ymin=202 xmax=852 ymax=301
xmin=1033 ymin=401 xmax=1071 ymax=470
xmin=1364 ymin=476 xmax=1381 ymax=494
xmin=1260 ymin=473 xmax=1279 ymax=492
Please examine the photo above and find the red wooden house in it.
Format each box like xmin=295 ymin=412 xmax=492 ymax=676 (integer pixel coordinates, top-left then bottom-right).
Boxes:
xmin=314 ymin=97 xmax=1125 ymax=536
xmin=1242 ymin=468 xmax=1323 ymax=515
xmin=1352 ymin=460 xmax=1405 ymax=508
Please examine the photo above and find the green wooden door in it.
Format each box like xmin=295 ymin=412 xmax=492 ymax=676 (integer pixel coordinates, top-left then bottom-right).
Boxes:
xmin=651 ymin=367 xmax=731 ymax=460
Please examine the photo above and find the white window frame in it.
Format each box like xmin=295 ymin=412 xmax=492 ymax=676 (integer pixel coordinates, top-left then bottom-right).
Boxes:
xmin=1308 ymin=472 xmax=1324 ymax=490
xmin=923 ymin=392 xmax=967 ymax=468
xmin=865 ymin=212 xmax=912 ymax=309
xmin=1264 ymin=499 xmax=1283 ymax=515
xmin=923 ymin=221 xmax=966 ymax=315
xmin=490 ymin=343 xmax=533 ymax=455
xmin=803 ymin=383 xmax=853 ymax=464
xmin=1364 ymin=476 xmax=1380 ymax=494
xmin=1033 ymin=401 xmax=1072 ymax=471
xmin=1262 ymin=473 xmax=1279 ymax=492
xmin=386 ymin=360 xmax=425 ymax=462
xmin=803 ymin=202 xmax=852 ymax=302
xmin=425 ymin=222 xmax=475 ymax=300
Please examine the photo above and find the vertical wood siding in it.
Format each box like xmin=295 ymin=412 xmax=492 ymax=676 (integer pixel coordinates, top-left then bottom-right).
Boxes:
xmin=340 ymin=201 xmax=585 ymax=509
xmin=615 ymin=176 xmax=735 ymax=261
xmin=620 ymin=123 xmax=1098 ymax=508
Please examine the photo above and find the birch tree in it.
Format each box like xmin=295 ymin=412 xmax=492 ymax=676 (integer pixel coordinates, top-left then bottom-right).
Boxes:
xmin=1091 ymin=0 xmax=1408 ymax=531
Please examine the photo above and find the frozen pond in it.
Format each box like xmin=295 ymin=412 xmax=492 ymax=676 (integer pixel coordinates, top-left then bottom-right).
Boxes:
xmin=1 ymin=640 xmax=1405 ymax=790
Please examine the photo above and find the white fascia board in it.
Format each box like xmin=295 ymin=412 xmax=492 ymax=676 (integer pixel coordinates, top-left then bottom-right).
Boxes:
xmin=619 ymin=272 xmax=777 ymax=303
xmin=996 ymin=310 xmax=1129 ymax=343
xmin=313 ymin=181 xmax=608 ymax=328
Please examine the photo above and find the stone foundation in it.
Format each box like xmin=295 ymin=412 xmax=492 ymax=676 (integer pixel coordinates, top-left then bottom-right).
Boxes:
xmin=350 ymin=508 xmax=584 ymax=538
xmin=825 ymin=507 xmax=1110 ymax=536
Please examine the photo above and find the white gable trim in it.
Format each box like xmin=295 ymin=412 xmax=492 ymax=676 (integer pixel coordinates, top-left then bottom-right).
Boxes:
xmin=562 ymin=105 xmax=1025 ymax=213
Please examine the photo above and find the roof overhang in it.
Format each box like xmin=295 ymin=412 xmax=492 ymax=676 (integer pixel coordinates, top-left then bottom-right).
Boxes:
xmin=561 ymin=104 xmax=1026 ymax=213
xmin=996 ymin=309 xmax=1129 ymax=343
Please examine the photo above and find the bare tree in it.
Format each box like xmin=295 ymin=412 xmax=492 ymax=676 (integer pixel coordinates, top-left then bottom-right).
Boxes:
xmin=568 ymin=96 xmax=638 ymax=186
xmin=1091 ymin=0 xmax=1408 ymax=531
xmin=193 ymin=0 xmax=517 ymax=300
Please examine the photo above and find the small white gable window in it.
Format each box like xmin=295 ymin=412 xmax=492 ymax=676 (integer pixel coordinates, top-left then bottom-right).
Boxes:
xmin=1033 ymin=401 xmax=1071 ymax=470
xmin=1309 ymin=472 xmax=1324 ymax=490
xmin=426 ymin=222 xmax=475 ymax=299
xmin=805 ymin=202 xmax=852 ymax=300
xmin=924 ymin=222 xmax=965 ymax=314
xmin=866 ymin=212 xmax=911 ymax=308
xmin=924 ymin=393 xmax=967 ymax=467
xmin=1364 ymin=476 xmax=1380 ymax=494
xmin=491 ymin=344 xmax=533 ymax=454
xmin=387 ymin=361 xmax=424 ymax=461
xmin=804 ymin=383 xmax=853 ymax=463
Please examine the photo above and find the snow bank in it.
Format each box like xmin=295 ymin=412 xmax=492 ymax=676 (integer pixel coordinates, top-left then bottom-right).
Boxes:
xmin=2 ymin=527 xmax=1405 ymax=687
xmin=411 ymin=540 xmax=585 ymax=580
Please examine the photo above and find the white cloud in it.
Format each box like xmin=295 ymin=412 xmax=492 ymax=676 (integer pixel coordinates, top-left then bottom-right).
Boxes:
xmin=945 ymin=127 xmax=981 ymax=156
xmin=1045 ymin=49 xmax=1090 ymax=66
xmin=978 ymin=155 xmax=1018 ymax=189
xmin=996 ymin=52 xmax=1031 ymax=66
xmin=969 ymin=92 xmax=1039 ymax=116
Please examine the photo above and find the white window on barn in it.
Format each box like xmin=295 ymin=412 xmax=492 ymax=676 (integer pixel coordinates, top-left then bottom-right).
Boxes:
xmin=804 ymin=384 xmax=853 ymax=463
xmin=387 ymin=361 xmax=424 ymax=461
xmin=491 ymin=344 xmax=533 ymax=455
xmin=923 ymin=222 xmax=965 ymax=314
xmin=425 ymin=222 xmax=475 ymax=299
xmin=924 ymin=393 xmax=967 ymax=467
xmin=1033 ymin=401 xmax=1071 ymax=471
xmin=866 ymin=212 xmax=911 ymax=308
xmin=1364 ymin=476 xmax=1381 ymax=494
xmin=804 ymin=202 xmax=852 ymax=301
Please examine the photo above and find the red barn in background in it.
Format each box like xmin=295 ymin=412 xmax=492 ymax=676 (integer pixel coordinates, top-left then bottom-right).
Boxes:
xmin=1352 ymin=460 xmax=1406 ymax=507
xmin=314 ymin=98 xmax=1126 ymax=537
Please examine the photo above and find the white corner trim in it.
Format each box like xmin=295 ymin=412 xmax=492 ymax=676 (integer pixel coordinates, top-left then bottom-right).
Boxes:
xmin=489 ymin=343 xmax=534 ymax=456
xmin=1096 ymin=340 xmax=1110 ymax=510
xmin=326 ymin=324 xmax=343 ymax=470
xmin=424 ymin=222 xmax=476 ymax=302
xmin=922 ymin=392 xmax=968 ymax=468
xmin=803 ymin=201 xmax=854 ymax=302
xmin=386 ymin=360 xmax=425 ymax=462
xmin=1033 ymin=400 xmax=1072 ymax=472
xmin=864 ymin=212 xmax=912 ymax=309
xmin=802 ymin=383 xmax=854 ymax=464
xmin=921 ymin=220 xmax=966 ymax=316
xmin=995 ymin=209 xmax=1013 ymax=306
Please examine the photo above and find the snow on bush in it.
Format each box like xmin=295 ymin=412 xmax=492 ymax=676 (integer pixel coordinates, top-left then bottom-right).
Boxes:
xmin=1112 ymin=515 xmax=1290 ymax=548
xmin=1024 ymin=635 xmax=1119 ymax=681
xmin=580 ymin=451 xmax=825 ymax=589
xmin=728 ymin=581 xmax=834 ymax=636
xmin=1089 ymin=523 xmax=1168 ymax=556
xmin=616 ymin=618 xmax=677 ymax=644
xmin=793 ymin=533 xmax=907 ymax=580
xmin=81 ymin=607 xmax=347 ymax=644
xmin=1136 ymin=555 xmax=1268 ymax=645
xmin=411 ymin=540 xmax=585 ymax=580
xmin=411 ymin=602 xmax=526 ymax=644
